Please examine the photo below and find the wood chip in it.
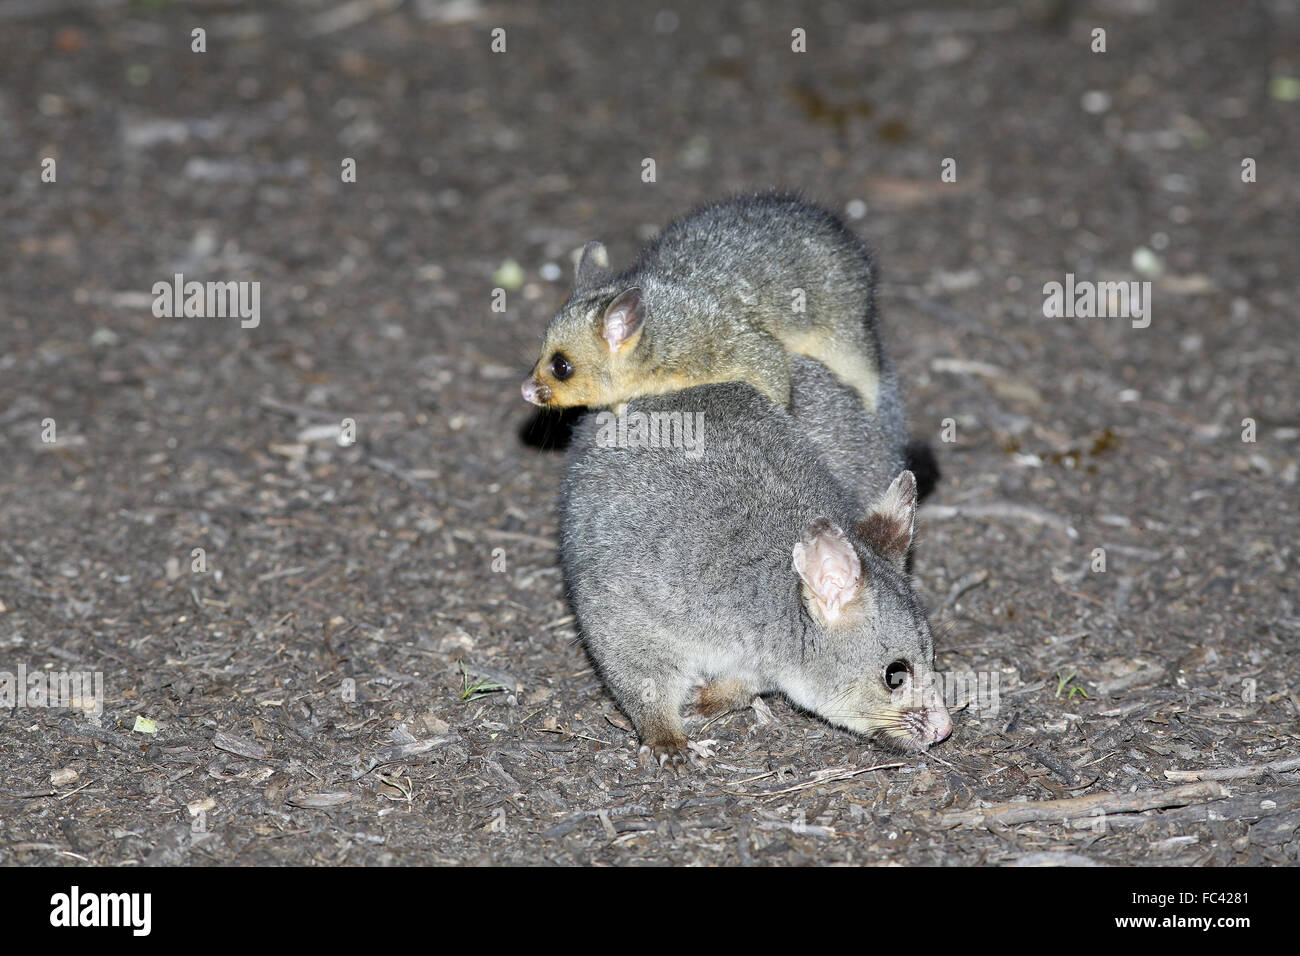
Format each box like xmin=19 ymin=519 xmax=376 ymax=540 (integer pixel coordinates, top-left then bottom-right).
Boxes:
xmin=212 ymin=731 xmax=268 ymax=759
xmin=288 ymin=791 xmax=355 ymax=809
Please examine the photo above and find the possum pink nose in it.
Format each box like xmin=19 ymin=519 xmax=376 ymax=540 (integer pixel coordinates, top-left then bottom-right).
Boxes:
xmin=521 ymin=377 xmax=552 ymax=405
xmin=928 ymin=708 xmax=953 ymax=745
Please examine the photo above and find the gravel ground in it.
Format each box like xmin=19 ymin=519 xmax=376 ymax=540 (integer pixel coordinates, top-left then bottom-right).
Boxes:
xmin=1 ymin=0 xmax=1297 ymax=866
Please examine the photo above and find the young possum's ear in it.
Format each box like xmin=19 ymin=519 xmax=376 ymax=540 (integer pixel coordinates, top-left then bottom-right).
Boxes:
xmin=854 ymin=470 xmax=917 ymax=569
xmin=600 ymin=287 xmax=645 ymax=353
xmin=792 ymin=518 xmax=863 ymax=626
xmin=575 ymin=241 xmax=610 ymax=288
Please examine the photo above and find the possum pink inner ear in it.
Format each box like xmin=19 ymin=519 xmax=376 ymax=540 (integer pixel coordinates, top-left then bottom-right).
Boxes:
xmin=854 ymin=470 xmax=917 ymax=569
xmin=601 ymin=287 xmax=645 ymax=352
xmin=792 ymin=518 xmax=863 ymax=625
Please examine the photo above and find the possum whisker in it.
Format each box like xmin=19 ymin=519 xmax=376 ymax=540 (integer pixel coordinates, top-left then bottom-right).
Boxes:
xmin=821 ymin=683 xmax=860 ymax=716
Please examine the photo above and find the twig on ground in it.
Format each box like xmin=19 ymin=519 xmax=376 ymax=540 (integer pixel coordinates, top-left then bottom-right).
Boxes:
xmin=363 ymin=454 xmax=438 ymax=499
xmin=943 ymin=569 xmax=989 ymax=609
xmin=481 ymin=529 xmax=555 ymax=549
xmin=720 ymin=762 xmax=906 ymax=798
xmin=307 ymin=0 xmax=402 ymax=37
xmin=1165 ymin=756 xmax=1300 ymax=782
xmin=932 ymin=781 xmax=1226 ymax=828
xmin=922 ymin=502 xmax=1078 ymax=539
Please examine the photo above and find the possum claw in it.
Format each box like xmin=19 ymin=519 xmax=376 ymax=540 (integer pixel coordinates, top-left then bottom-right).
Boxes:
xmin=638 ymin=741 xmax=690 ymax=773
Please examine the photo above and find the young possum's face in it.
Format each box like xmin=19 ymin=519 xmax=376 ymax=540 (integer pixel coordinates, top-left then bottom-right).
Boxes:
xmin=521 ymin=240 xmax=648 ymax=409
xmin=790 ymin=473 xmax=953 ymax=753
xmin=521 ymin=287 xmax=644 ymax=409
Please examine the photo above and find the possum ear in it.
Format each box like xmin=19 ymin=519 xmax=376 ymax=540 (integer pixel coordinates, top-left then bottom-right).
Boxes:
xmin=854 ymin=471 xmax=917 ymax=569
xmin=575 ymin=241 xmax=610 ymax=287
xmin=601 ymin=287 xmax=645 ymax=352
xmin=792 ymin=518 xmax=863 ymax=626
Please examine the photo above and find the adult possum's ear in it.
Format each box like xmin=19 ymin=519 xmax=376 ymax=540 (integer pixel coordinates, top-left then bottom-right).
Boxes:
xmin=600 ymin=287 xmax=645 ymax=353
xmin=854 ymin=471 xmax=917 ymax=569
xmin=792 ymin=518 xmax=863 ymax=626
xmin=575 ymin=241 xmax=610 ymax=288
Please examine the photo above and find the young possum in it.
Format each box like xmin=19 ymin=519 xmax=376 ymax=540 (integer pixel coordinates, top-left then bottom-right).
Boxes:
xmin=560 ymin=375 xmax=951 ymax=768
xmin=522 ymin=192 xmax=884 ymax=415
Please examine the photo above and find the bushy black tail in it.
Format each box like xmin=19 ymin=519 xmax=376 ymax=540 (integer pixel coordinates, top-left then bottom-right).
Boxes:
xmin=904 ymin=439 xmax=941 ymax=502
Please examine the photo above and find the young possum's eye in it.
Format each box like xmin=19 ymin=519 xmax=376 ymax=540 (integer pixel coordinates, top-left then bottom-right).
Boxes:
xmin=883 ymin=660 xmax=912 ymax=691
xmin=550 ymin=353 xmax=573 ymax=381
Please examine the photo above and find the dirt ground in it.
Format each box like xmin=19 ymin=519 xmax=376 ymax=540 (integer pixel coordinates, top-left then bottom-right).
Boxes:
xmin=1 ymin=0 xmax=1297 ymax=866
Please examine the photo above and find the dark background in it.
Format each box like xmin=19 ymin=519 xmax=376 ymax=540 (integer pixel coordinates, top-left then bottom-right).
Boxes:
xmin=0 ymin=0 xmax=1296 ymax=865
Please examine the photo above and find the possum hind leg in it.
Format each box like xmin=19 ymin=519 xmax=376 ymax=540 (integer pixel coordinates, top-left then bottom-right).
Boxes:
xmin=718 ymin=329 xmax=791 ymax=408
xmin=780 ymin=328 xmax=880 ymax=414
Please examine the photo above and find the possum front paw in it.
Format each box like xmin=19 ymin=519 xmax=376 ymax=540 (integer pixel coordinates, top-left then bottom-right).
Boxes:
xmin=637 ymin=736 xmax=719 ymax=772
xmin=638 ymin=738 xmax=690 ymax=771
xmin=637 ymin=719 xmax=695 ymax=771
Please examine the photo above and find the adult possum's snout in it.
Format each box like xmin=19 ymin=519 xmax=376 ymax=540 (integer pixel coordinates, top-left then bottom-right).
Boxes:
xmin=888 ymin=674 xmax=954 ymax=751
xmin=869 ymin=703 xmax=952 ymax=753
xmin=926 ymin=706 xmax=953 ymax=745
xmin=829 ymin=674 xmax=953 ymax=752
xmin=904 ymin=703 xmax=953 ymax=750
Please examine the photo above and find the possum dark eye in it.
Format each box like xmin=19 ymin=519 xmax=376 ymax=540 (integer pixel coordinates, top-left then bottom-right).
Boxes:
xmin=883 ymin=660 xmax=912 ymax=691
xmin=550 ymin=353 xmax=573 ymax=381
